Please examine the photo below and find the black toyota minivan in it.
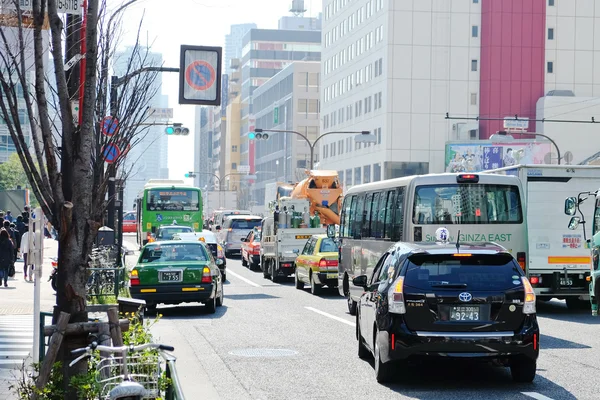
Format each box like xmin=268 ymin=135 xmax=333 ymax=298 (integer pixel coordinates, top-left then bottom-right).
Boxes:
xmin=353 ymin=242 xmax=539 ymax=383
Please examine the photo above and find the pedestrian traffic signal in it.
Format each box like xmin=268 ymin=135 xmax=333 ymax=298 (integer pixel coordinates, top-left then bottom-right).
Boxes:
xmin=184 ymin=171 xmax=197 ymax=178
xmin=165 ymin=123 xmax=190 ymax=136
xmin=249 ymin=131 xmax=269 ymax=140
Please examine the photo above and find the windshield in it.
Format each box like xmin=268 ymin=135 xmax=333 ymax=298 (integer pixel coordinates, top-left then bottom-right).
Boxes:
xmin=405 ymin=254 xmax=523 ymax=291
xmin=140 ymin=243 xmax=209 ymax=263
xmin=146 ymin=189 xmax=200 ymax=211
xmin=413 ymin=184 xmax=522 ymax=224
xmin=231 ymin=220 xmax=262 ymax=230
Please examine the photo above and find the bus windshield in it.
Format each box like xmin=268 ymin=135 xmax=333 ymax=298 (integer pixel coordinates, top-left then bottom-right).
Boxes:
xmin=147 ymin=190 xmax=199 ymax=211
xmin=413 ymin=184 xmax=522 ymax=225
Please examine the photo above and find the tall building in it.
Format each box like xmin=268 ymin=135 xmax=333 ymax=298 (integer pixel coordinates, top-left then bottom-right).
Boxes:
xmin=319 ymin=0 xmax=589 ymax=186
xmin=238 ymin=28 xmax=321 ymax=176
xmin=225 ymin=23 xmax=257 ymax=74
xmin=114 ymin=47 xmax=169 ymax=210
xmin=251 ymin=62 xmax=321 ymax=204
xmin=193 ymin=107 xmax=212 ymax=190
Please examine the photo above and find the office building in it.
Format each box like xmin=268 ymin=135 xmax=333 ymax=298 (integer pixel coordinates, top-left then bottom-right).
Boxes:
xmin=225 ymin=23 xmax=257 ymax=74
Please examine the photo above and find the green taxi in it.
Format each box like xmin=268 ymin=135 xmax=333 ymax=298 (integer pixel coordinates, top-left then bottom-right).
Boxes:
xmin=129 ymin=240 xmax=224 ymax=313
xmin=294 ymin=235 xmax=340 ymax=295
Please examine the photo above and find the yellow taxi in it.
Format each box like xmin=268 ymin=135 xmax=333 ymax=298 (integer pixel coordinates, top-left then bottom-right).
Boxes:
xmin=294 ymin=234 xmax=340 ymax=295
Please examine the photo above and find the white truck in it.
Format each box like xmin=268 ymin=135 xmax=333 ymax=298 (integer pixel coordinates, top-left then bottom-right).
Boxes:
xmin=260 ymin=199 xmax=325 ymax=282
xmin=487 ymin=164 xmax=600 ymax=309
xmin=205 ymin=191 xmax=238 ymax=217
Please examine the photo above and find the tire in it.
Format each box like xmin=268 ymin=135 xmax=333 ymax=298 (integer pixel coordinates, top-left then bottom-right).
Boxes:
xmin=250 ymin=261 xmax=258 ymax=271
xmin=295 ymin=270 xmax=304 ymax=290
xmin=263 ymin=260 xmax=271 ymax=279
xmin=145 ymin=303 xmax=157 ymax=314
xmin=347 ymin=295 xmax=358 ymax=316
xmin=205 ymin=294 xmax=217 ymax=314
xmin=374 ymin=331 xmax=392 ymax=383
xmin=241 ymin=255 xmax=248 ymax=267
xmin=566 ymin=297 xmax=590 ymax=310
xmin=510 ymin=357 xmax=537 ymax=383
xmin=225 ymin=251 xmax=231 ymax=259
xmin=271 ymin=262 xmax=279 ymax=283
xmin=310 ymin=273 xmax=322 ymax=295
xmin=51 ymin=275 xmax=58 ymax=291
xmin=357 ymin=314 xmax=370 ymax=360
xmin=216 ymin=282 xmax=224 ymax=307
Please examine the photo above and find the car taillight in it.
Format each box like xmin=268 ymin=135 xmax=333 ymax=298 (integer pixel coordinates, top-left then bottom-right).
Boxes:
xmin=529 ymin=275 xmax=541 ymax=285
xmin=517 ymin=252 xmax=526 ymax=270
xmin=201 ymin=267 xmax=212 ymax=283
xmin=319 ymin=259 xmax=338 ymax=269
xmin=387 ymin=277 xmax=406 ymax=314
xmin=251 ymin=244 xmax=260 ymax=255
xmin=522 ymin=276 xmax=536 ymax=314
xmin=130 ymin=269 xmax=140 ymax=286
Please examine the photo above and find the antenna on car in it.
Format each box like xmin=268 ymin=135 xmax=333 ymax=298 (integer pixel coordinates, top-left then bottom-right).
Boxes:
xmin=456 ymin=230 xmax=461 ymax=253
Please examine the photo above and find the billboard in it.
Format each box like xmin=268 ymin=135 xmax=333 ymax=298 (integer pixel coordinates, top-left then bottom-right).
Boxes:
xmin=445 ymin=140 xmax=553 ymax=173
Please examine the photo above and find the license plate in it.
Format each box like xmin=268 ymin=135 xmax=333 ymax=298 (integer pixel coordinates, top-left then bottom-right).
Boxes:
xmin=450 ymin=306 xmax=480 ymax=321
xmin=159 ymin=271 xmax=182 ymax=282
xmin=327 ymin=273 xmax=337 ymax=279
xmin=560 ymin=278 xmax=573 ymax=286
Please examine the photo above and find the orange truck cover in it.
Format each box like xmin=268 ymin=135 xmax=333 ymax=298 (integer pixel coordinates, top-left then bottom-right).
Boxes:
xmin=289 ymin=170 xmax=343 ymax=225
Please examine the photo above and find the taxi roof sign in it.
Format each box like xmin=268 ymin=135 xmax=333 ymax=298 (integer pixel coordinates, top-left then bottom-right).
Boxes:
xmin=179 ymin=45 xmax=222 ymax=106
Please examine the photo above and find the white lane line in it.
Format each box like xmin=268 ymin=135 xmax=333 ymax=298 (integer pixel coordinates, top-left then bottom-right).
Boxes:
xmin=305 ymin=307 xmax=355 ymax=327
xmin=522 ymin=392 xmax=556 ymax=400
xmin=226 ymin=269 xmax=261 ymax=288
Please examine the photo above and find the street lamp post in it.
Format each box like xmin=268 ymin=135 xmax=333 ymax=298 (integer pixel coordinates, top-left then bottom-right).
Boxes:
xmin=253 ymin=129 xmax=374 ymax=170
xmin=491 ymin=130 xmax=562 ymax=165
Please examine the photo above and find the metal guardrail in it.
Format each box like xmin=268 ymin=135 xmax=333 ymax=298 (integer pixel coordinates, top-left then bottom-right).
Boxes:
xmin=164 ymin=354 xmax=186 ymax=400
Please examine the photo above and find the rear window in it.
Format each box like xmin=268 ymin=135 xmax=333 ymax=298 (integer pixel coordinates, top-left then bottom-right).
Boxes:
xmin=140 ymin=243 xmax=209 ymax=263
xmin=319 ymin=238 xmax=339 ymax=252
xmin=158 ymin=227 xmax=193 ymax=239
xmin=404 ymin=253 xmax=523 ymax=291
xmin=231 ymin=219 xmax=262 ymax=230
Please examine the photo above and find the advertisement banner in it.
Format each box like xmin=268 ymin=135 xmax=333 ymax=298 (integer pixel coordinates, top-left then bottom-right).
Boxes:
xmin=445 ymin=140 xmax=553 ymax=173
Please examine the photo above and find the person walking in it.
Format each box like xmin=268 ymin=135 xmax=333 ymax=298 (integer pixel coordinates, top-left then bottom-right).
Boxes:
xmin=20 ymin=225 xmax=32 ymax=282
xmin=15 ymin=215 xmax=25 ymax=236
xmin=4 ymin=210 xmax=13 ymax=223
xmin=0 ymin=229 xmax=14 ymax=287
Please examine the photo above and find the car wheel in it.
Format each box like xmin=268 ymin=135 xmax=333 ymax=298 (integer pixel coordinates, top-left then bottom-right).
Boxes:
xmin=225 ymin=251 xmax=231 ymax=259
xmin=263 ymin=260 xmax=271 ymax=279
xmin=510 ymin=357 xmax=537 ymax=383
xmin=374 ymin=331 xmax=392 ymax=383
xmin=145 ymin=303 xmax=157 ymax=314
xmin=357 ymin=313 xmax=370 ymax=360
xmin=271 ymin=262 xmax=279 ymax=283
xmin=566 ymin=297 xmax=590 ymax=310
xmin=295 ymin=270 xmax=304 ymax=290
xmin=347 ymin=295 xmax=358 ymax=316
xmin=241 ymin=255 xmax=248 ymax=267
xmin=205 ymin=294 xmax=217 ymax=314
xmin=216 ymin=282 xmax=224 ymax=307
xmin=310 ymin=273 xmax=322 ymax=295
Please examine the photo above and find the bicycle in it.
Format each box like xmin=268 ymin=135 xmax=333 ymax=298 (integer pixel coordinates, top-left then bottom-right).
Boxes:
xmin=70 ymin=342 xmax=175 ymax=400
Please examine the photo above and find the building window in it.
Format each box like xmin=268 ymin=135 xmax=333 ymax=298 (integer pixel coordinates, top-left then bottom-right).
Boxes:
xmin=232 ymin=145 xmax=238 ymax=152
xmin=377 ymin=127 xmax=382 ymax=144
xmin=354 ymin=167 xmax=362 ymax=185
xmin=232 ymin=163 xmax=237 ymax=170
xmin=473 ymin=0 xmax=479 ymax=3
xmin=471 ymin=60 xmax=478 ymax=72
xmin=346 ymin=169 xmax=352 ymax=186
xmin=373 ymin=163 xmax=381 ymax=182
xmin=363 ymin=165 xmax=371 ymax=184
xmin=470 ymin=93 xmax=477 ymax=105
xmin=548 ymin=28 xmax=554 ymax=40
xmin=549 ymin=0 xmax=554 ymax=6
xmin=472 ymin=26 xmax=478 ymax=38
xmin=547 ymin=61 xmax=554 ymax=73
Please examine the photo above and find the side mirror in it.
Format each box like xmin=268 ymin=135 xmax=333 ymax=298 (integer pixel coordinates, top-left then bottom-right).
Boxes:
xmin=326 ymin=224 xmax=336 ymax=238
xmin=564 ymin=197 xmax=577 ymax=216
xmin=151 ymin=226 xmax=156 ymax=233
xmin=352 ymin=275 xmax=368 ymax=289
xmin=216 ymin=258 xmax=224 ymax=266
xmin=568 ymin=216 xmax=581 ymax=230
xmin=293 ymin=249 xmax=300 ymax=254
xmin=241 ymin=238 xmax=247 ymax=242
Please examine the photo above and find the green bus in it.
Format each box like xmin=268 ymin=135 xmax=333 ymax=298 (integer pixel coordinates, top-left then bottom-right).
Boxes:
xmin=135 ymin=180 xmax=203 ymax=246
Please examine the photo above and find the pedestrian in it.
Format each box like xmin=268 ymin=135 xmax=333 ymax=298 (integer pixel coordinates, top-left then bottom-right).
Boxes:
xmin=5 ymin=210 xmax=13 ymax=223
xmin=10 ymin=223 xmax=20 ymax=261
xmin=22 ymin=205 xmax=30 ymax=221
xmin=15 ymin=215 xmax=25 ymax=236
xmin=0 ymin=229 xmax=14 ymax=287
xmin=20 ymin=225 xmax=32 ymax=282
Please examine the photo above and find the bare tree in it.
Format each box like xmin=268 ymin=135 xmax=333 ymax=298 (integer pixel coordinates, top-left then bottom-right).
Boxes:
xmin=0 ymin=0 xmax=160 ymax=394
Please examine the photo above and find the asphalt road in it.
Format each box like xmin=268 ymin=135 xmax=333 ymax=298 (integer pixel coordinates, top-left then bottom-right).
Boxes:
xmin=123 ymin=234 xmax=599 ymax=400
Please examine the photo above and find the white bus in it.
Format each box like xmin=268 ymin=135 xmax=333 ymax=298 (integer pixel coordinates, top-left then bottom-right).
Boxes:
xmin=339 ymin=173 xmax=528 ymax=315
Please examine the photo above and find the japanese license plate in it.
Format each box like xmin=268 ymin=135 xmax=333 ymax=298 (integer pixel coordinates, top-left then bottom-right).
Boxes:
xmin=159 ymin=270 xmax=182 ymax=282
xmin=560 ymin=278 xmax=573 ymax=286
xmin=450 ymin=306 xmax=480 ymax=321
xmin=327 ymin=273 xmax=337 ymax=279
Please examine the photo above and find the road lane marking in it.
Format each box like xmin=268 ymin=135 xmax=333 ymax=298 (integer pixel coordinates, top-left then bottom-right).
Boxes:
xmin=305 ymin=307 xmax=355 ymax=327
xmin=522 ymin=392 xmax=556 ymax=400
xmin=226 ymin=269 xmax=261 ymax=288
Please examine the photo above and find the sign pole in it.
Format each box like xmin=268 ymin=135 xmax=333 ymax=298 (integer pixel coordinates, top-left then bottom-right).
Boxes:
xmin=32 ymin=207 xmax=43 ymax=362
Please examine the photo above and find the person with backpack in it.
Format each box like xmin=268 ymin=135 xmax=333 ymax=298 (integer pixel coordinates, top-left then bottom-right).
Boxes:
xmin=0 ymin=229 xmax=14 ymax=287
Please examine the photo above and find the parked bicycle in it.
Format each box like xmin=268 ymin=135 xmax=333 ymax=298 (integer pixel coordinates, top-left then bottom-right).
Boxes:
xmin=70 ymin=342 xmax=175 ymax=400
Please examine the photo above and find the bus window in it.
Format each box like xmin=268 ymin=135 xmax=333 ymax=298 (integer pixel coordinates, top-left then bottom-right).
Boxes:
xmin=341 ymin=195 xmax=354 ymax=238
xmin=383 ymin=190 xmax=396 ymax=240
xmin=363 ymin=193 xmax=375 ymax=238
xmin=147 ymin=190 xmax=200 ymax=211
xmin=413 ymin=184 xmax=522 ymax=224
xmin=594 ymin=198 xmax=600 ymax=236
xmin=392 ymin=187 xmax=406 ymax=241
xmin=370 ymin=192 xmax=381 ymax=238
xmin=353 ymin=194 xmax=365 ymax=239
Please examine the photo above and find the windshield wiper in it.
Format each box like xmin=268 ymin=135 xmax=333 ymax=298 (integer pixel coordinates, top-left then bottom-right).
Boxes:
xmin=430 ymin=282 xmax=468 ymax=289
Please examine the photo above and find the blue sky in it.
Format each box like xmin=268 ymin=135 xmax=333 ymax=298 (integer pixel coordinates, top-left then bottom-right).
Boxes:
xmin=115 ymin=0 xmax=322 ymax=180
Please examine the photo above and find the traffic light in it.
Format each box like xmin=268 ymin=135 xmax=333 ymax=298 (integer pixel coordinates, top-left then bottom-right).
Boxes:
xmin=184 ymin=172 xmax=197 ymax=178
xmin=249 ymin=131 xmax=269 ymax=140
xmin=165 ymin=123 xmax=190 ymax=136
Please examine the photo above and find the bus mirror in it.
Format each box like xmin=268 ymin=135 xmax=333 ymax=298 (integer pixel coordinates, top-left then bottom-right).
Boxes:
xmin=326 ymin=224 xmax=336 ymax=238
xmin=564 ymin=197 xmax=577 ymax=216
xmin=151 ymin=226 xmax=156 ymax=234
xmin=568 ymin=216 xmax=581 ymax=230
